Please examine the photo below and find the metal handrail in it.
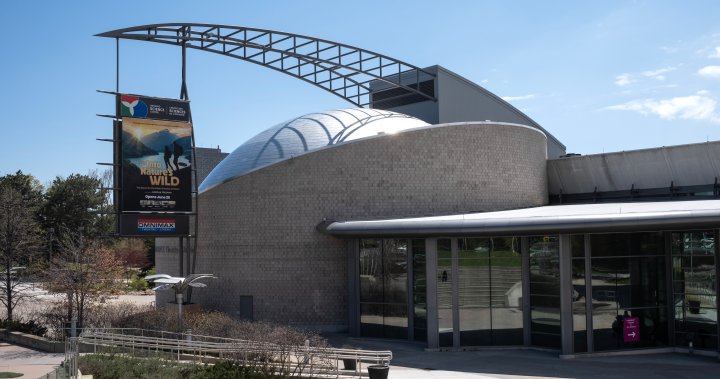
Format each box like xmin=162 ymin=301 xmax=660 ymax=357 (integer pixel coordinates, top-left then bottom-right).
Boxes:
xmin=77 ymin=327 xmax=391 ymax=378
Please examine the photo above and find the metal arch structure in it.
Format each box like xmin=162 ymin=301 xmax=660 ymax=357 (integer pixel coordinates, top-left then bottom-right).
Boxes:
xmin=97 ymin=23 xmax=437 ymax=107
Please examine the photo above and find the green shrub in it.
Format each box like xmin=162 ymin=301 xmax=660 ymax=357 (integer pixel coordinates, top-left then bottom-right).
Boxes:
xmin=191 ymin=361 xmax=280 ymax=379
xmin=0 ymin=319 xmax=47 ymax=337
xmin=128 ymin=272 xmax=150 ymax=291
xmin=79 ymin=354 xmax=194 ymax=379
xmin=78 ymin=355 xmax=285 ymax=379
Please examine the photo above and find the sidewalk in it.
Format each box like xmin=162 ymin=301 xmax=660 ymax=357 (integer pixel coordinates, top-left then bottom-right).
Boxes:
xmin=326 ymin=334 xmax=720 ymax=379
xmin=1 ymin=335 xmax=718 ymax=379
xmin=0 ymin=342 xmax=63 ymax=378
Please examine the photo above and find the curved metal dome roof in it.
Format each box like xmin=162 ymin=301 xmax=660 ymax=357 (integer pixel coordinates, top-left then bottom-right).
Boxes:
xmin=199 ymin=108 xmax=430 ymax=193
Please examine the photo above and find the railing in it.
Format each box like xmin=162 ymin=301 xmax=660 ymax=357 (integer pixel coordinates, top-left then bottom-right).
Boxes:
xmin=62 ymin=337 xmax=78 ymax=379
xmin=76 ymin=328 xmax=391 ymax=378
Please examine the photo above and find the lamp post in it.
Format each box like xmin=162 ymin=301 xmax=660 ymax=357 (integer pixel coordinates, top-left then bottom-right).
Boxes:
xmin=145 ymin=273 xmax=217 ymax=333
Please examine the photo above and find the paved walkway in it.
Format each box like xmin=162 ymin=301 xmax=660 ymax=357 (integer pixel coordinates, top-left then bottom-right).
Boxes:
xmin=327 ymin=334 xmax=720 ymax=379
xmin=0 ymin=342 xmax=63 ymax=378
xmin=2 ymin=333 xmax=719 ymax=379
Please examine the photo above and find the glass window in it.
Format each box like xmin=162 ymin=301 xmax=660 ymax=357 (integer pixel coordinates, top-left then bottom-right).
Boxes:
xmin=572 ymin=236 xmax=587 ymax=353
xmin=359 ymin=239 xmax=409 ymax=339
xmin=589 ymin=233 xmax=668 ymax=351
xmin=590 ymin=232 xmax=664 ymax=258
xmin=458 ymin=238 xmax=491 ymax=346
xmin=412 ymin=239 xmax=427 ymax=342
xmin=528 ymin=236 xmax=561 ymax=348
xmin=360 ymin=239 xmax=382 ymax=304
xmin=383 ymin=240 xmax=408 ymax=304
xmin=489 ymin=237 xmax=523 ymax=345
xmin=672 ymin=231 xmax=717 ymax=350
xmin=437 ymin=239 xmax=453 ymax=347
xmin=457 ymin=237 xmax=523 ymax=347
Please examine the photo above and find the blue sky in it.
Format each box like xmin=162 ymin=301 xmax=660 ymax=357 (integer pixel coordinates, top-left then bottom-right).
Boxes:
xmin=2 ymin=1 xmax=720 ymax=185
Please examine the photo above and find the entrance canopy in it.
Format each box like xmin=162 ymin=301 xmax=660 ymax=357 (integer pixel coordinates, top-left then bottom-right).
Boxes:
xmin=318 ymin=200 xmax=720 ymax=237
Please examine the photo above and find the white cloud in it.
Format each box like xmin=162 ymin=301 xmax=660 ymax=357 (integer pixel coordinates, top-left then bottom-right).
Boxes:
xmin=710 ymin=47 xmax=720 ymax=58
xmin=614 ymin=73 xmax=635 ymax=86
xmin=641 ymin=67 xmax=675 ymax=80
xmin=698 ymin=66 xmax=720 ymax=78
xmin=605 ymin=93 xmax=719 ymax=123
xmin=481 ymin=79 xmax=489 ymax=84
xmin=616 ymin=67 xmax=678 ymax=87
xmin=501 ymin=94 xmax=535 ymax=101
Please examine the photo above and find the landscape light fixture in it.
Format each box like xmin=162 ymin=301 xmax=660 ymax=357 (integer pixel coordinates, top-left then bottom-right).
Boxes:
xmin=145 ymin=273 xmax=217 ymax=333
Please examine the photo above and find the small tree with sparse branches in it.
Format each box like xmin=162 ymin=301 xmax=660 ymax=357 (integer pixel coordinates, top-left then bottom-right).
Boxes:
xmin=0 ymin=183 xmax=41 ymax=321
xmin=44 ymin=232 xmax=124 ymax=330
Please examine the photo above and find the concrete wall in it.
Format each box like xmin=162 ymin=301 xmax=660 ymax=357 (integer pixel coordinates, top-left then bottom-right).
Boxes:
xmin=195 ymin=147 xmax=228 ymax=185
xmin=0 ymin=329 xmax=64 ymax=353
xmin=381 ymin=66 xmax=566 ymax=158
xmin=157 ymin=122 xmax=548 ymax=330
xmin=548 ymin=140 xmax=720 ymax=194
xmin=435 ymin=67 xmax=566 ymax=159
xmin=155 ymin=146 xmax=227 ymax=305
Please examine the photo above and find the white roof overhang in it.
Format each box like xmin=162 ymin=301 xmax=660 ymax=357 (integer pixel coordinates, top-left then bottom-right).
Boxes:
xmin=318 ymin=200 xmax=720 ymax=237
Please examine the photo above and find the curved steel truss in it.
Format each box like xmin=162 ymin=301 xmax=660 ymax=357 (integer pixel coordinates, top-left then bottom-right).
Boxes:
xmin=97 ymin=23 xmax=437 ymax=107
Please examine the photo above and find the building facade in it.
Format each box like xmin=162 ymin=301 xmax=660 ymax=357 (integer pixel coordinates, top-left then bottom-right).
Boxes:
xmin=155 ymin=67 xmax=720 ymax=357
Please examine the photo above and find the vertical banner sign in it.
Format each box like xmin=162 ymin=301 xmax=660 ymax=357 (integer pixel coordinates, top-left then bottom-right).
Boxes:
xmin=118 ymin=94 xmax=193 ymax=217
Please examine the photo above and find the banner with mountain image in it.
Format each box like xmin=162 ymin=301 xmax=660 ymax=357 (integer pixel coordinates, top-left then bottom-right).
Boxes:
xmin=120 ymin=117 xmax=193 ymax=212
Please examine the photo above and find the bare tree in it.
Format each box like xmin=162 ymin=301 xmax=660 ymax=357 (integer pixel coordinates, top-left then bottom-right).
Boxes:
xmin=43 ymin=231 xmax=124 ymax=330
xmin=0 ymin=184 xmax=40 ymax=321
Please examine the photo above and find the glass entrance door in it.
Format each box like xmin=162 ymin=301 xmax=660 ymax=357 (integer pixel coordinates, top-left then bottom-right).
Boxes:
xmin=436 ymin=237 xmax=524 ymax=347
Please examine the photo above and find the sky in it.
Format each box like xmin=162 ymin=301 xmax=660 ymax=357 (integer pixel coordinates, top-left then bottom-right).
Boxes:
xmin=2 ymin=1 xmax=720 ymax=186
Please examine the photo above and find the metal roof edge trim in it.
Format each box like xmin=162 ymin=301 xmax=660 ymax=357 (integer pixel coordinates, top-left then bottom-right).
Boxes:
xmin=318 ymin=209 xmax=720 ymax=237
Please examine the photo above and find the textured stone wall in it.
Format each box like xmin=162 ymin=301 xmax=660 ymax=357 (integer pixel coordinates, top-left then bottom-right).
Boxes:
xmin=194 ymin=147 xmax=228 ymax=185
xmin=158 ymin=122 xmax=548 ymax=329
xmin=155 ymin=147 xmax=227 ymax=306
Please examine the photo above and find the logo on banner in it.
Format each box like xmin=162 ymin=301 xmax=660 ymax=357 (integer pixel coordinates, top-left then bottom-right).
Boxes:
xmin=121 ymin=95 xmax=148 ymax=118
xmin=137 ymin=219 xmax=176 ymax=233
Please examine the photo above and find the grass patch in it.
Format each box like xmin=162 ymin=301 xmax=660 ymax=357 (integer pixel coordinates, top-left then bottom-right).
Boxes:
xmin=0 ymin=373 xmax=23 ymax=378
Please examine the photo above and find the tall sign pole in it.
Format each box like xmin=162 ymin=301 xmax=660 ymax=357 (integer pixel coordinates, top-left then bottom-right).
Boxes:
xmin=99 ymin=28 xmax=201 ymax=307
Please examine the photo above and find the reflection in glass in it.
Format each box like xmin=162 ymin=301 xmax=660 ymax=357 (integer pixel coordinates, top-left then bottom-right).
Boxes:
xmin=437 ymin=239 xmax=453 ymax=347
xmin=529 ymin=236 xmax=561 ymax=348
xmin=359 ymin=239 xmax=409 ymax=339
xmin=360 ymin=303 xmax=383 ymax=337
xmin=457 ymin=237 xmax=523 ymax=346
xmin=590 ymin=233 xmax=668 ymax=351
xmin=360 ymin=239 xmax=384 ymax=337
xmin=383 ymin=303 xmax=408 ymax=339
xmin=458 ymin=238 xmax=491 ymax=346
xmin=672 ymin=231 xmax=717 ymax=350
xmin=412 ymin=239 xmax=427 ymax=342
xmin=572 ymin=236 xmax=587 ymax=352
xmin=384 ymin=240 xmax=408 ymax=304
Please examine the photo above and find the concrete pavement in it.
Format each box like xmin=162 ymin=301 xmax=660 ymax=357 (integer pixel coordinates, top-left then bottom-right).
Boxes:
xmin=0 ymin=342 xmax=63 ymax=378
xmin=1 ymin=330 xmax=718 ymax=379
xmin=328 ymin=335 xmax=720 ymax=379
